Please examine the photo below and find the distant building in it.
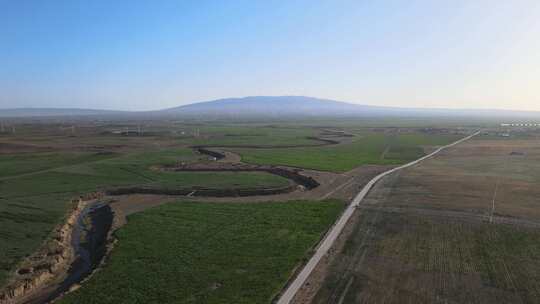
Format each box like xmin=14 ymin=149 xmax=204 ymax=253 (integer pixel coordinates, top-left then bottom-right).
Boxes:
xmin=500 ymin=123 xmax=540 ymax=127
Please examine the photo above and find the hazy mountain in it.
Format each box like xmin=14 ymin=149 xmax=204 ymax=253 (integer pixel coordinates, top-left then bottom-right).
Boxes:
xmin=162 ymin=96 xmax=389 ymax=117
xmin=1 ymin=96 xmax=539 ymax=119
xmin=0 ymin=108 xmax=125 ymax=118
xmin=162 ymin=96 xmax=540 ymax=119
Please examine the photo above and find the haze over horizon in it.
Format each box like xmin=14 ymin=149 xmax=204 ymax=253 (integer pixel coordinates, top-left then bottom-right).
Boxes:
xmin=2 ymin=1 xmax=540 ymax=111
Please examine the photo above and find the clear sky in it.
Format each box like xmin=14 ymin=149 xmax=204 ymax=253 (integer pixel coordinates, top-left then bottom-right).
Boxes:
xmin=1 ymin=0 xmax=540 ymax=111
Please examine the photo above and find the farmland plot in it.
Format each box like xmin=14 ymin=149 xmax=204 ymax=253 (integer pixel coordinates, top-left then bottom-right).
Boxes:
xmin=58 ymin=200 xmax=344 ymax=304
xmin=312 ymin=211 xmax=540 ymax=304
xmin=301 ymin=134 xmax=540 ymax=304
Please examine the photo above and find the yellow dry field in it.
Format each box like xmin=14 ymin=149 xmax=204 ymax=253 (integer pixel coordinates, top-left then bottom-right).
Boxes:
xmin=308 ymin=136 xmax=540 ymax=304
xmin=366 ymin=138 xmax=540 ymax=221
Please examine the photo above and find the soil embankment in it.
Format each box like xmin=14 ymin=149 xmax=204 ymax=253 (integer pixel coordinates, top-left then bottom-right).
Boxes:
xmin=191 ymin=135 xmax=341 ymax=150
xmin=165 ymin=162 xmax=319 ymax=189
xmin=194 ymin=147 xmax=226 ymax=160
xmin=41 ymin=204 xmax=113 ymax=304
xmin=109 ymin=160 xmax=320 ymax=198
xmin=0 ymin=194 xmax=113 ymax=304
xmin=107 ymin=184 xmax=297 ymax=197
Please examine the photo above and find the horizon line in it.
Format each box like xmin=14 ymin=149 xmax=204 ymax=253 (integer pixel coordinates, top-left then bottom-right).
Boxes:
xmin=1 ymin=95 xmax=539 ymax=113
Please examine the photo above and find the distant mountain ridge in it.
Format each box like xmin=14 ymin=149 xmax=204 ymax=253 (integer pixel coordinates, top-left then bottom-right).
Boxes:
xmin=0 ymin=108 xmax=126 ymax=117
xmin=162 ymin=96 xmax=392 ymax=117
xmin=1 ymin=96 xmax=539 ymax=118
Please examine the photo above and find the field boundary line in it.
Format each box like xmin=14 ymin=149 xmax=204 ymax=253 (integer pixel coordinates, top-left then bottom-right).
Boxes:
xmin=320 ymin=177 xmax=355 ymax=200
xmin=489 ymin=150 xmax=511 ymax=223
xmin=337 ymin=277 xmax=354 ymax=304
xmin=380 ymin=145 xmax=390 ymax=160
xmin=356 ymin=205 xmax=540 ymax=228
xmin=276 ymin=130 xmax=480 ymax=304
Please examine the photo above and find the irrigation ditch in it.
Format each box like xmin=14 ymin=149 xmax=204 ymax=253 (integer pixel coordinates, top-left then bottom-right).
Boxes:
xmin=0 ymin=194 xmax=114 ymax=304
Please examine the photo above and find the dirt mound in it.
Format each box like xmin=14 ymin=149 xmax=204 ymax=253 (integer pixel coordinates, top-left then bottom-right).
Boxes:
xmin=195 ymin=147 xmax=226 ymax=160
xmin=161 ymin=162 xmax=319 ymax=189
xmin=107 ymin=184 xmax=298 ymax=197
xmin=192 ymin=136 xmax=342 ymax=150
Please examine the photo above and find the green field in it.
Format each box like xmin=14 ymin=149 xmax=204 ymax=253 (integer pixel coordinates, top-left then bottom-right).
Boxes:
xmin=234 ymin=133 xmax=461 ymax=172
xmin=0 ymin=121 xmax=469 ymax=292
xmin=0 ymin=193 xmax=72 ymax=286
xmin=58 ymin=200 xmax=344 ymax=304
xmin=0 ymin=152 xmax=118 ymax=178
xmin=0 ymin=148 xmax=289 ymax=287
xmin=177 ymin=125 xmax=322 ymax=147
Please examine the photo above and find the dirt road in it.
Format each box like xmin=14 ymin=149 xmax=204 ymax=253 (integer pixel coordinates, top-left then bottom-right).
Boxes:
xmin=276 ymin=130 xmax=480 ymax=304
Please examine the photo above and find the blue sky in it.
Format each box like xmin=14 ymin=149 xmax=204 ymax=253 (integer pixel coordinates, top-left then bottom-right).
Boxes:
xmin=1 ymin=0 xmax=540 ymax=111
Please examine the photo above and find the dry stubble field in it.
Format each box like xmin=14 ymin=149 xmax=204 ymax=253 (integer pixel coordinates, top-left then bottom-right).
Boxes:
xmin=301 ymin=131 xmax=540 ymax=304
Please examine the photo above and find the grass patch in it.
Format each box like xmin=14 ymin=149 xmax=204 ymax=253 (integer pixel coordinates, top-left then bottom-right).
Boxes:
xmin=178 ymin=125 xmax=321 ymax=147
xmin=59 ymin=200 xmax=344 ymax=304
xmin=0 ymin=193 xmax=72 ymax=285
xmin=0 ymin=152 xmax=118 ymax=178
xmin=0 ymin=148 xmax=289 ymax=288
xmin=235 ymin=133 xmax=461 ymax=172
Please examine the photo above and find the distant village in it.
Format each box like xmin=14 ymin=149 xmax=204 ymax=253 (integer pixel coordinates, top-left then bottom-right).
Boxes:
xmin=497 ymin=123 xmax=540 ymax=137
xmin=500 ymin=123 xmax=540 ymax=127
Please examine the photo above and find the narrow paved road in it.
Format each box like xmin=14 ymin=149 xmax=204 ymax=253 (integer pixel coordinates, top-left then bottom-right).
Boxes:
xmin=276 ymin=130 xmax=481 ymax=304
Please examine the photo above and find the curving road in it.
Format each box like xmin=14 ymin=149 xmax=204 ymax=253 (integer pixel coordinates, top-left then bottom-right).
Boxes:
xmin=276 ymin=130 xmax=481 ymax=304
